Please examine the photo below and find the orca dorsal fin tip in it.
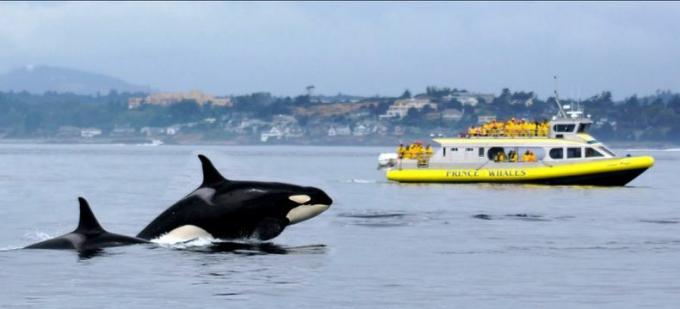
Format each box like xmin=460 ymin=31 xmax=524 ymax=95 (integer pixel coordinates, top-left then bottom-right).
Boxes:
xmin=76 ymin=197 xmax=105 ymax=233
xmin=198 ymin=154 xmax=227 ymax=187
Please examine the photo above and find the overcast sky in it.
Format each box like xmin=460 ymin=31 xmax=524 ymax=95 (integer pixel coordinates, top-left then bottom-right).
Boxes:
xmin=1 ymin=1 xmax=679 ymax=99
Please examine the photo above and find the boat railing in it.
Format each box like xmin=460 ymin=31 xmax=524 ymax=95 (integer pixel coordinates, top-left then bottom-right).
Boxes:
xmin=466 ymin=120 xmax=550 ymax=138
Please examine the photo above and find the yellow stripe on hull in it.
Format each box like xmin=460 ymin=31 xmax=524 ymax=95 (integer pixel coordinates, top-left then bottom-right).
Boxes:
xmin=386 ymin=156 xmax=654 ymax=184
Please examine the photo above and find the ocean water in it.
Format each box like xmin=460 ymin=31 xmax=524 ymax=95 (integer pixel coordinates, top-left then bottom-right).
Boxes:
xmin=0 ymin=144 xmax=678 ymax=308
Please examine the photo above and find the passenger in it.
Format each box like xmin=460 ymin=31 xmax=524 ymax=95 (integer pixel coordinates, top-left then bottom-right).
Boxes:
xmin=523 ymin=121 xmax=533 ymax=137
xmin=532 ymin=122 xmax=539 ymax=137
xmin=407 ymin=144 xmax=417 ymax=160
xmin=397 ymin=144 xmax=406 ymax=159
xmin=494 ymin=151 xmax=507 ymax=162
xmin=425 ymin=144 xmax=434 ymax=158
xmin=480 ymin=125 xmax=488 ymax=137
xmin=539 ymin=120 xmax=549 ymax=136
xmin=509 ymin=150 xmax=518 ymax=162
xmin=505 ymin=120 xmax=516 ymax=137
xmin=522 ymin=150 xmax=531 ymax=162
xmin=482 ymin=122 xmax=491 ymax=136
xmin=496 ymin=121 xmax=505 ymax=136
xmin=523 ymin=150 xmax=537 ymax=162
xmin=411 ymin=143 xmax=424 ymax=160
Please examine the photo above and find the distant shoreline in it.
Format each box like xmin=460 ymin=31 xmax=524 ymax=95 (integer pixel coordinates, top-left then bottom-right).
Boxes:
xmin=0 ymin=138 xmax=677 ymax=150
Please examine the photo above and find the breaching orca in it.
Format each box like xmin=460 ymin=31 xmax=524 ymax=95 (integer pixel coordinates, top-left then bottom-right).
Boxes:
xmin=137 ymin=154 xmax=333 ymax=242
xmin=25 ymin=197 xmax=148 ymax=250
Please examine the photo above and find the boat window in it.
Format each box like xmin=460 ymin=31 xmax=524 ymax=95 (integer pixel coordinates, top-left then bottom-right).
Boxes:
xmin=585 ymin=147 xmax=604 ymax=158
xmin=451 ymin=148 xmax=458 ymax=152
xmin=478 ymin=147 xmax=485 ymax=157
xmin=553 ymin=124 xmax=576 ymax=133
xmin=577 ymin=123 xmax=590 ymax=133
xmin=598 ymin=146 xmax=616 ymax=157
xmin=549 ymin=148 xmax=563 ymax=159
xmin=487 ymin=147 xmax=505 ymax=160
xmin=443 ymin=148 xmax=446 ymax=157
xmin=466 ymin=148 xmax=474 ymax=152
xmin=518 ymin=147 xmax=545 ymax=161
xmin=567 ymin=147 xmax=582 ymax=159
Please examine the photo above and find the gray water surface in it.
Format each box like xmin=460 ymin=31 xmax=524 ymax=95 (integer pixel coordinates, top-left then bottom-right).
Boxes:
xmin=0 ymin=144 xmax=678 ymax=308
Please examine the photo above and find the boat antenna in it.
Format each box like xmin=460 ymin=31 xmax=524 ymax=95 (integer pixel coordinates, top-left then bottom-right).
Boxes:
xmin=553 ymin=75 xmax=567 ymax=118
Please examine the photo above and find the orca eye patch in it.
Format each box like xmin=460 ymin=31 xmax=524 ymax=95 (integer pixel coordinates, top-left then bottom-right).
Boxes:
xmin=288 ymin=195 xmax=311 ymax=204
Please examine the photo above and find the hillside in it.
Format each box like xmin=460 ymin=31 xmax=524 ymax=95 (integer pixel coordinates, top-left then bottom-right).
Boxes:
xmin=0 ymin=65 xmax=152 ymax=95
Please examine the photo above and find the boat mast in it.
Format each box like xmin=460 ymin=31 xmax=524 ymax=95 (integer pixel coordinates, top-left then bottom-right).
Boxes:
xmin=553 ymin=75 xmax=567 ymax=118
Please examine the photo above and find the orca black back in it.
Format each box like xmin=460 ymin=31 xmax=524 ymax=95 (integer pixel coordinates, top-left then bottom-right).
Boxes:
xmin=25 ymin=197 xmax=148 ymax=250
xmin=137 ymin=154 xmax=333 ymax=242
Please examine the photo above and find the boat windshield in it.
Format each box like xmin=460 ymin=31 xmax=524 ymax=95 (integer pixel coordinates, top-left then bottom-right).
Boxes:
xmin=597 ymin=146 xmax=616 ymax=157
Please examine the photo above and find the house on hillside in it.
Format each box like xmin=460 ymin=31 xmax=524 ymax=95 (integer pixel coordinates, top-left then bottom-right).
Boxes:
xmin=444 ymin=91 xmax=495 ymax=106
xmin=237 ymin=119 xmax=269 ymax=135
xmin=128 ymin=90 xmax=232 ymax=109
xmin=81 ymin=128 xmax=102 ymax=138
xmin=379 ymin=98 xmax=438 ymax=119
xmin=441 ymin=109 xmax=463 ymax=122
xmin=110 ymin=125 xmax=136 ymax=137
xmin=260 ymin=127 xmax=284 ymax=142
xmin=328 ymin=125 xmax=352 ymax=137
xmin=352 ymin=123 xmax=371 ymax=136
xmin=140 ymin=127 xmax=165 ymax=136
xmin=166 ymin=125 xmax=182 ymax=135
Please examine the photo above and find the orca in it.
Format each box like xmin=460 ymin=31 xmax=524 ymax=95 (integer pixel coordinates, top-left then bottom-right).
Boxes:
xmin=137 ymin=154 xmax=333 ymax=242
xmin=25 ymin=197 xmax=148 ymax=250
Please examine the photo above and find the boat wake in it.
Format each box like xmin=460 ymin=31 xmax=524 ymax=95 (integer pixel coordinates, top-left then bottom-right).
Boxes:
xmin=472 ymin=213 xmax=574 ymax=222
xmin=153 ymin=237 xmax=325 ymax=255
xmin=336 ymin=210 xmax=445 ymax=227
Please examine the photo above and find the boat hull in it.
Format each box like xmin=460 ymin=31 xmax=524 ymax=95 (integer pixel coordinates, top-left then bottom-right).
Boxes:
xmin=386 ymin=156 xmax=654 ymax=186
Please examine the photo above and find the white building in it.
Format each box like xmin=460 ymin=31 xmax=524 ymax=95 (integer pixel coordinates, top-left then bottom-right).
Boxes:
xmin=166 ymin=125 xmax=182 ymax=135
xmin=140 ymin=127 xmax=165 ymax=136
xmin=352 ymin=124 xmax=371 ymax=136
xmin=445 ymin=92 xmax=495 ymax=106
xmin=380 ymin=98 xmax=438 ymax=119
xmin=441 ymin=109 xmax=464 ymax=122
xmin=110 ymin=125 xmax=136 ymax=136
xmin=328 ymin=125 xmax=352 ymax=136
xmin=260 ymin=127 xmax=284 ymax=142
xmin=80 ymin=128 xmax=102 ymax=138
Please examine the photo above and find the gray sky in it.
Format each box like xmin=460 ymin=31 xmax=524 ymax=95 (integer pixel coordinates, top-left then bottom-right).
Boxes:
xmin=1 ymin=1 xmax=679 ymax=99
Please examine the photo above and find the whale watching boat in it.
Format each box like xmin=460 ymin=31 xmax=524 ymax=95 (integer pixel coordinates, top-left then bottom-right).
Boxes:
xmin=380 ymin=99 xmax=654 ymax=186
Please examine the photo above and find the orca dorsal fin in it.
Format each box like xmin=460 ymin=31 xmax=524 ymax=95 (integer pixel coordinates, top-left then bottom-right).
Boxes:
xmin=76 ymin=197 xmax=105 ymax=233
xmin=198 ymin=154 xmax=227 ymax=187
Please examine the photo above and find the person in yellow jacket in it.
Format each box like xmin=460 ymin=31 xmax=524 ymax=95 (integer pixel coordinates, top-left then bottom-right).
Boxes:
xmin=494 ymin=151 xmax=507 ymax=162
xmin=425 ymin=144 xmax=434 ymax=158
xmin=522 ymin=150 xmax=537 ymax=162
xmin=468 ymin=126 xmax=480 ymax=137
xmin=397 ymin=144 xmax=407 ymax=159
xmin=523 ymin=121 xmax=530 ymax=136
xmin=538 ymin=121 xmax=549 ymax=136
xmin=408 ymin=143 xmax=423 ymax=160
